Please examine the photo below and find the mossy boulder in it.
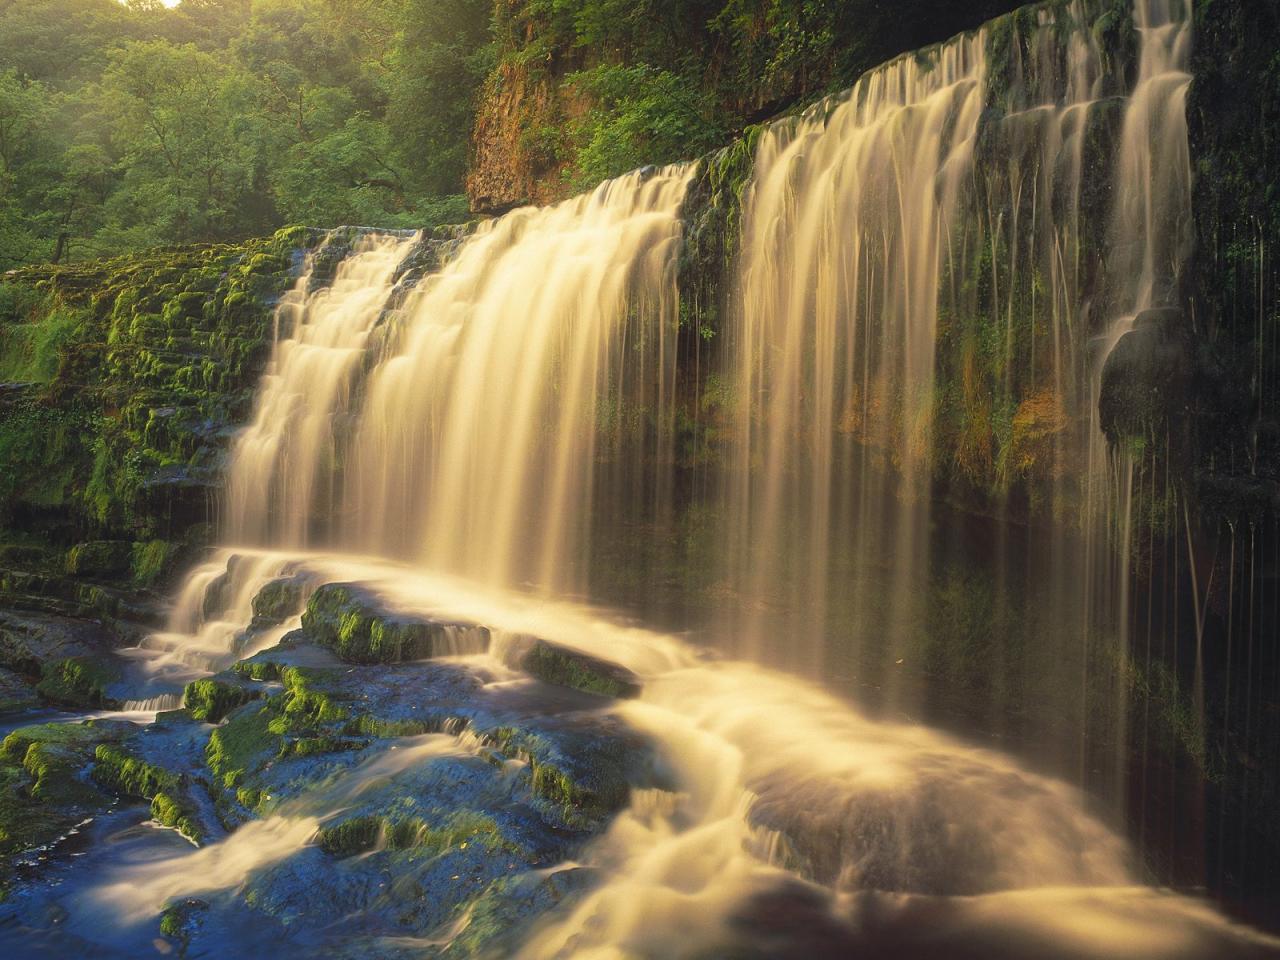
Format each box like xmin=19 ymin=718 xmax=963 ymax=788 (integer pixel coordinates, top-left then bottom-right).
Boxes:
xmin=0 ymin=720 xmax=130 ymax=884
xmin=300 ymin=583 xmax=490 ymax=664
xmin=64 ymin=540 xmax=133 ymax=578
xmin=509 ymin=635 xmax=642 ymax=699
xmin=184 ymin=677 xmax=259 ymax=723
xmin=35 ymin=654 xmax=121 ymax=708
xmin=250 ymin=574 xmax=309 ymax=628
xmin=92 ymin=743 xmax=204 ymax=842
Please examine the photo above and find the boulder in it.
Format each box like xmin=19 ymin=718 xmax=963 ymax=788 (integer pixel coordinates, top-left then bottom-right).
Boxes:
xmin=250 ymin=574 xmax=309 ymax=629
xmin=1098 ymin=306 xmax=1193 ymax=443
xmin=300 ymin=583 xmax=489 ymax=664
xmin=506 ymin=634 xmax=642 ymax=700
xmin=64 ymin=541 xmax=133 ymax=579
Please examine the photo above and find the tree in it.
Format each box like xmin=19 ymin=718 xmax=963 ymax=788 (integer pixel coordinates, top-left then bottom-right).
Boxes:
xmin=387 ymin=0 xmax=495 ymax=195
xmin=98 ymin=39 xmax=266 ymax=244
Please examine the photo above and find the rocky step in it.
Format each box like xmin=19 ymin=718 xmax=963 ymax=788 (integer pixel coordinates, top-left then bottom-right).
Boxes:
xmin=502 ymin=634 xmax=643 ymax=700
xmin=299 ymin=583 xmax=490 ymax=665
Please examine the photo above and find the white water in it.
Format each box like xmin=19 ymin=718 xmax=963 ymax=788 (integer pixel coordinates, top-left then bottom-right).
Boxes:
xmin=89 ymin=731 xmax=482 ymax=924
xmin=225 ymin=232 xmax=421 ymax=546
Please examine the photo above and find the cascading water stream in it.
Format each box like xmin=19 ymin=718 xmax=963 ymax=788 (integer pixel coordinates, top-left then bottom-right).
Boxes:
xmin=226 ymin=232 xmax=422 ymax=548
xmin=348 ymin=169 xmax=687 ymax=592
xmin=715 ymin=0 xmax=1195 ymax=794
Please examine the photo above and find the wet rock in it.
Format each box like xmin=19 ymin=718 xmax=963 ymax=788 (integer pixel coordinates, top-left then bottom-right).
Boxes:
xmin=92 ymin=742 xmax=207 ymax=843
xmin=64 ymin=541 xmax=133 ymax=579
xmin=184 ymin=677 xmax=260 ymax=723
xmin=36 ymin=655 xmax=121 ymax=709
xmin=0 ymin=720 xmax=133 ymax=884
xmin=0 ymin=667 xmax=38 ymax=715
xmin=506 ymin=634 xmax=642 ymax=699
xmin=160 ymin=898 xmax=209 ymax=953
xmin=300 ymin=583 xmax=489 ymax=664
xmin=1099 ymin=306 xmax=1193 ymax=444
xmin=250 ymin=574 xmax=310 ymax=628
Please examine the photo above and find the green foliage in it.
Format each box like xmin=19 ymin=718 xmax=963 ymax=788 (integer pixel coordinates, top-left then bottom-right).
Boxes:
xmin=488 ymin=0 xmax=1029 ymax=199
xmin=0 ymin=297 xmax=82 ymax=383
xmin=0 ymin=228 xmax=305 ymax=549
xmin=565 ymin=65 xmax=726 ymax=189
xmin=0 ymin=0 xmax=485 ymax=269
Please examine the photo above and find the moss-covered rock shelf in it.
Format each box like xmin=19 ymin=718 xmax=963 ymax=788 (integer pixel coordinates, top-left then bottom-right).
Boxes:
xmin=0 ymin=227 xmax=315 ymax=588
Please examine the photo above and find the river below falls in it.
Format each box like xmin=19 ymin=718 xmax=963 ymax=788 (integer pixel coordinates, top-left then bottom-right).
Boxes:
xmin=2 ymin=551 xmax=1277 ymax=959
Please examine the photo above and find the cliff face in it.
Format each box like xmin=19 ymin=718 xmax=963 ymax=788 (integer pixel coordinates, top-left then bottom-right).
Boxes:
xmin=1187 ymin=0 xmax=1280 ymax=518
xmin=466 ymin=56 xmax=588 ymax=213
xmin=0 ymin=229 xmax=312 ymax=609
xmin=464 ymin=0 xmax=1032 ymax=213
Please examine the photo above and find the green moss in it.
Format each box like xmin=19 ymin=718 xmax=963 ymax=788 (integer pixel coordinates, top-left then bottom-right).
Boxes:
xmin=151 ymin=791 xmax=203 ymax=842
xmin=0 ymin=722 xmax=120 ymax=874
xmin=316 ymin=811 xmax=514 ymax=859
xmin=131 ymin=539 xmax=178 ymax=586
xmin=64 ymin=540 xmax=133 ymax=578
xmin=203 ymin=668 xmax=351 ymax=790
xmin=159 ymin=896 xmax=208 ymax=950
xmin=36 ymin=656 xmax=120 ymax=708
xmin=300 ymin=583 xmax=477 ymax=664
xmin=1 ymin=719 xmax=126 ymax=761
xmin=0 ymin=228 xmax=305 ymax=556
xmin=184 ymin=678 xmax=256 ymax=723
xmin=279 ymin=736 xmax=366 ymax=759
xmin=235 ymin=786 xmax=264 ymax=810
xmin=520 ymin=640 xmax=641 ymax=699
xmin=345 ymin=715 xmax=437 ymax=739
xmin=159 ymin=905 xmax=184 ymax=939
xmin=92 ymin=743 xmax=180 ymax=797
xmin=0 ymin=300 xmax=84 ymax=384
xmin=232 ymin=660 xmax=284 ymax=682
xmin=315 ymin=814 xmax=383 ymax=856
xmin=250 ymin=576 xmax=305 ymax=626
xmin=205 ymin=703 xmax=276 ymax=790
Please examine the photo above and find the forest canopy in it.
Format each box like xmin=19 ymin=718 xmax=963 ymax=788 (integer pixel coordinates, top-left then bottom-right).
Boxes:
xmin=0 ymin=0 xmax=489 ymax=267
xmin=0 ymin=0 xmax=1022 ymax=269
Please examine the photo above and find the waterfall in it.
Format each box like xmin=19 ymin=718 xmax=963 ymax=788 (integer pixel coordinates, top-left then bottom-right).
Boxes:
xmin=225 ymin=232 xmax=421 ymax=547
xmin=721 ymin=27 xmax=991 ymax=679
xmin=348 ymin=168 xmax=688 ymax=592
xmin=123 ymin=167 xmax=690 ymax=697
xmin=220 ymin=168 xmax=688 ymax=595
xmin=716 ymin=0 xmax=1194 ymax=789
